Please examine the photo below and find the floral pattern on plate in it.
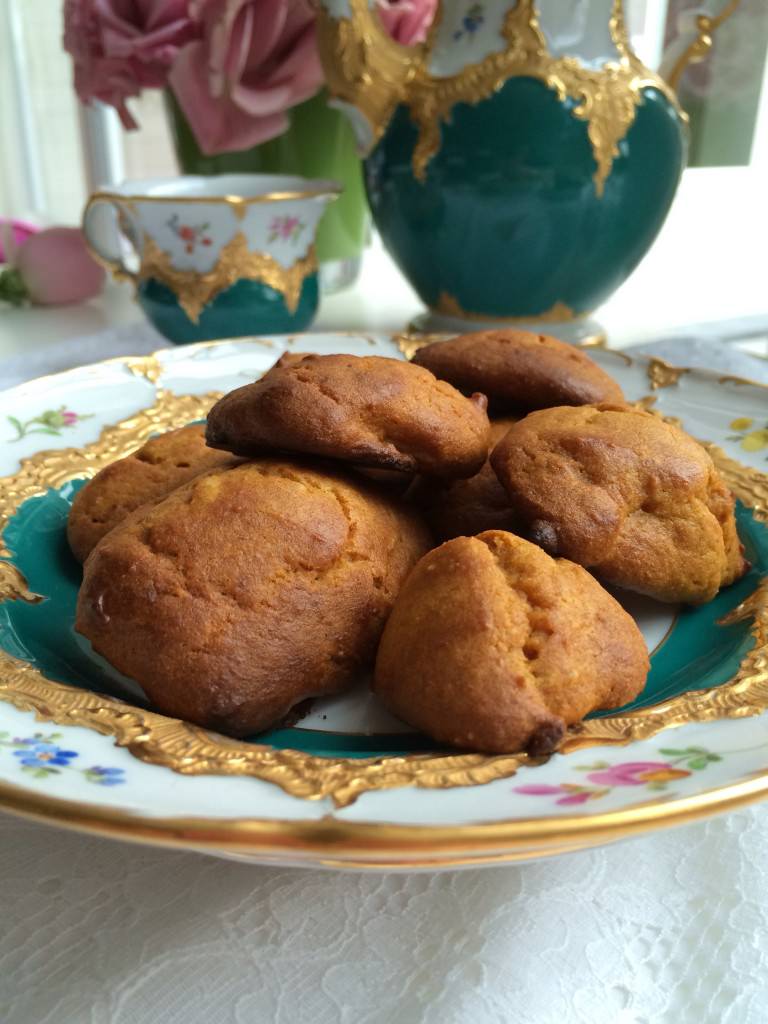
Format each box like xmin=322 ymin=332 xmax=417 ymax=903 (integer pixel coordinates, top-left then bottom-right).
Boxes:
xmin=6 ymin=406 xmax=92 ymax=443
xmin=514 ymin=746 xmax=724 ymax=805
xmin=0 ymin=732 xmax=125 ymax=786
xmin=727 ymin=417 xmax=768 ymax=457
xmin=0 ymin=335 xmax=766 ymax=867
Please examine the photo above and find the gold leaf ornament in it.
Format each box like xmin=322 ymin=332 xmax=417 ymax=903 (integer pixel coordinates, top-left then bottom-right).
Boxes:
xmin=318 ymin=0 xmax=684 ymax=194
xmin=139 ymin=234 xmax=317 ymax=323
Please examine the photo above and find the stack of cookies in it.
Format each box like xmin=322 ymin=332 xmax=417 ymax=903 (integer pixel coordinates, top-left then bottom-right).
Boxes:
xmin=71 ymin=331 xmax=747 ymax=755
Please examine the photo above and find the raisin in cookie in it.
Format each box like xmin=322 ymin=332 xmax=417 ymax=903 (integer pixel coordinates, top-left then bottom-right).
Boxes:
xmin=491 ymin=404 xmax=746 ymax=604
xmin=374 ymin=530 xmax=649 ymax=754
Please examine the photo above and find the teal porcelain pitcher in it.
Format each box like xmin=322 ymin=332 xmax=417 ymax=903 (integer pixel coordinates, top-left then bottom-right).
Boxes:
xmin=316 ymin=0 xmax=740 ymax=337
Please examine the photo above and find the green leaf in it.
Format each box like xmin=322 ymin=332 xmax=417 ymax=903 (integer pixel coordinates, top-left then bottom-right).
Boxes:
xmin=39 ymin=410 xmax=65 ymax=428
xmin=659 ymin=748 xmax=686 ymax=756
xmin=574 ymin=761 xmax=610 ymax=771
xmin=24 ymin=427 xmax=62 ymax=437
xmin=0 ymin=267 xmax=29 ymax=306
xmin=646 ymin=781 xmax=669 ymax=791
xmin=23 ymin=766 xmax=58 ymax=779
xmin=687 ymin=757 xmax=710 ymax=771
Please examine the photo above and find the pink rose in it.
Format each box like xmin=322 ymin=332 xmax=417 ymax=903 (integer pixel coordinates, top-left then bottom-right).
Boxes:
xmin=63 ymin=0 xmax=198 ymax=129
xmin=169 ymin=0 xmax=324 ymax=155
xmin=376 ymin=0 xmax=437 ymax=45
xmin=0 ymin=228 xmax=105 ymax=306
xmin=0 ymin=219 xmax=39 ymax=263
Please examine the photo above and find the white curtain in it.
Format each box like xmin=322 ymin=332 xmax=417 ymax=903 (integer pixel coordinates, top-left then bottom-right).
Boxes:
xmin=0 ymin=0 xmax=86 ymax=223
xmin=0 ymin=0 xmax=176 ymax=228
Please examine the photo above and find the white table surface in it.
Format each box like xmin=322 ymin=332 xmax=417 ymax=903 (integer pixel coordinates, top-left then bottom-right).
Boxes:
xmin=1 ymin=165 xmax=768 ymax=1024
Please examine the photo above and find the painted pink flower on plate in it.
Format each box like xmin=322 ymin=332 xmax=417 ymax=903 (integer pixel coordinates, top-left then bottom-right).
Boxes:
xmin=585 ymin=762 xmax=690 ymax=786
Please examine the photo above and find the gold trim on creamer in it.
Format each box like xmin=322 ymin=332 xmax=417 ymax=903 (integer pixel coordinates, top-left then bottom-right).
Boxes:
xmin=317 ymin=0 xmax=684 ymax=194
xmin=139 ymin=234 xmax=317 ymax=322
xmin=0 ymin=344 xmax=767 ymax=817
xmin=89 ymin=186 xmax=341 ymax=208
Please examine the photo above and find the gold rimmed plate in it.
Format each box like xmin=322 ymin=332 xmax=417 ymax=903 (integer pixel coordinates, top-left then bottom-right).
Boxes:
xmin=0 ymin=333 xmax=766 ymax=869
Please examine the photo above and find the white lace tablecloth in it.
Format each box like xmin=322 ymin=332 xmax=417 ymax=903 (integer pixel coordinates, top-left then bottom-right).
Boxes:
xmin=1 ymin=809 xmax=767 ymax=1023
xmin=1 ymin=329 xmax=768 ymax=1022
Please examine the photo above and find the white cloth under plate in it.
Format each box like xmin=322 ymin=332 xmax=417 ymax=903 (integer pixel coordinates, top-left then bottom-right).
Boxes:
xmin=1 ymin=330 xmax=768 ymax=1023
xmin=1 ymin=810 xmax=768 ymax=1024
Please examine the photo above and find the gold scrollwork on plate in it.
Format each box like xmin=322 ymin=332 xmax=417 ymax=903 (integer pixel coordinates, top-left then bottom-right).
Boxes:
xmin=317 ymin=0 xmax=684 ymax=194
xmin=646 ymin=356 xmax=690 ymax=390
xmin=122 ymin=355 xmax=165 ymax=385
xmin=1 ymin=372 xmax=768 ymax=807
xmin=140 ymin=234 xmax=317 ymax=323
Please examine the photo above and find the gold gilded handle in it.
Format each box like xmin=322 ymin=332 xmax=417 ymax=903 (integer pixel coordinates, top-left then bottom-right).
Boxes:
xmin=661 ymin=0 xmax=742 ymax=92
xmin=81 ymin=193 xmax=140 ymax=284
xmin=315 ymin=0 xmax=423 ymax=154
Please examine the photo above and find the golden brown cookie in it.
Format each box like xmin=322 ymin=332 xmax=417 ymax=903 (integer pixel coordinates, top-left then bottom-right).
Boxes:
xmin=413 ymin=418 xmax=519 ymax=542
xmin=67 ymin=425 xmax=240 ymax=563
xmin=374 ymin=530 xmax=649 ymax=755
xmin=76 ymin=459 xmax=430 ymax=737
xmin=411 ymin=329 xmax=624 ymax=413
xmin=491 ymin=404 xmax=747 ymax=604
xmin=205 ymin=353 xmax=490 ymax=478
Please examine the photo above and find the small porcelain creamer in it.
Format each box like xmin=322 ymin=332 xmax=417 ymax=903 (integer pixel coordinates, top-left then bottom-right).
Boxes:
xmin=82 ymin=174 xmax=340 ymax=343
xmin=316 ymin=0 xmax=740 ymax=335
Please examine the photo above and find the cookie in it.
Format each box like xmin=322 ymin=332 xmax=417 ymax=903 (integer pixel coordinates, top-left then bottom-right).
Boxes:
xmin=76 ymin=459 xmax=430 ymax=736
xmin=411 ymin=329 xmax=624 ymax=413
xmin=413 ymin=418 xmax=519 ymax=542
xmin=67 ymin=424 xmax=240 ymax=563
xmin=374 ymin=530 xmax=649 ymax=755
xmin=205 ymin=353 xmax=490 ymax=479
xmin=491 ymin=404 xmax=747 ymax=604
